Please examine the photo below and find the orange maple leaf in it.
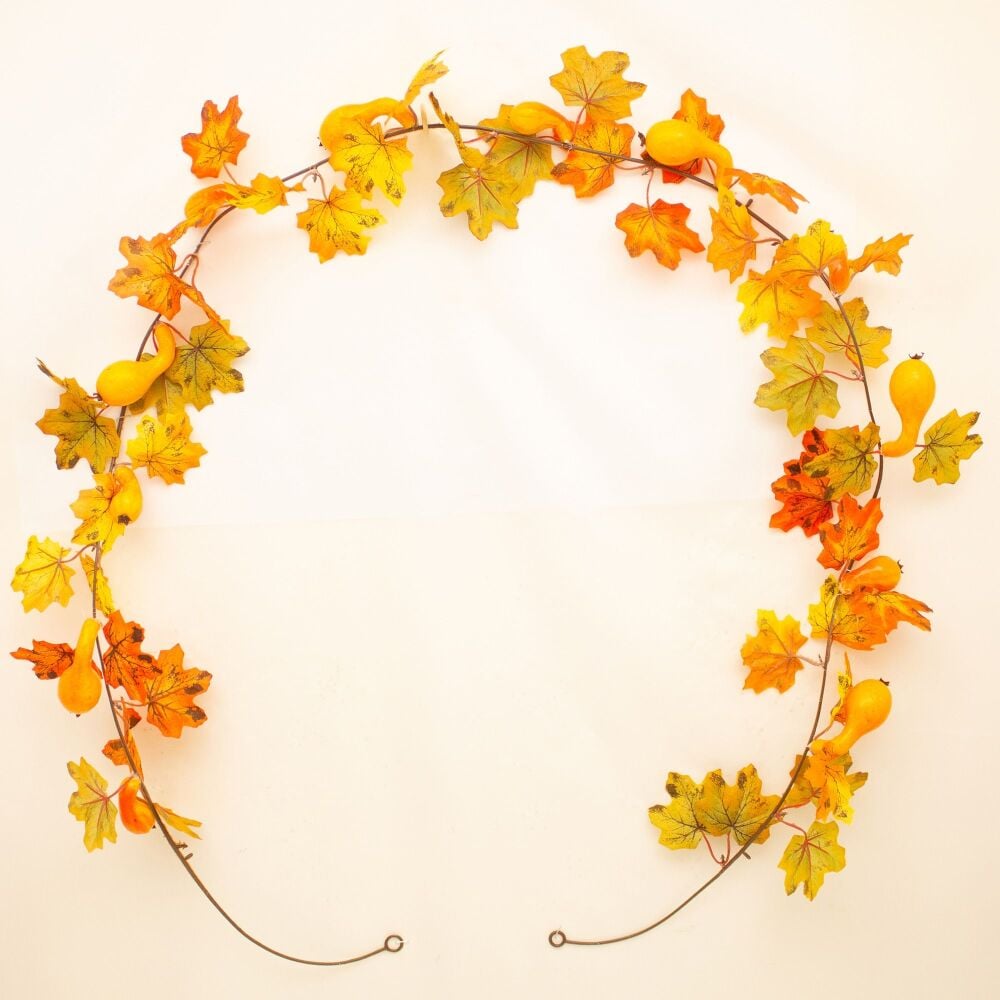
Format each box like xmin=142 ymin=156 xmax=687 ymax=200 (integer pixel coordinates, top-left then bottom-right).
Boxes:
xmin=849 ymin=233 xmax=912 ymax=277
xmin=143 ymin=644 xmax=211 ymax=738
xmin=817 ymin=496 xmax=882 ymax=570
xmin=769 ymin=428 xmax=835 ymax=536
xmin=102 ymin=612 xmax=157 ymax=702
xmin=552 ymin=119 xmax=634 ymax=198
xmin=731 ymin=170 xmax=806 ymax=213
xmin=741 ymin=611 xmax=808 ymax=694
xmin=11 ymin=640 xmax=75 ymax=679
xmin=614 ymin=199 xmax=704 ymax=269
xmin=102 ymin=706 xmax=143 ymax=776
xmin=707 ymin=188 xmax=758 ymax=282
xmin=108 ymin=234 xmax=221 ymax=322
xmin=181 ymin=96 xmax=249 ymax=179
xmin=737 ymin=265 xmax=823 ymax=338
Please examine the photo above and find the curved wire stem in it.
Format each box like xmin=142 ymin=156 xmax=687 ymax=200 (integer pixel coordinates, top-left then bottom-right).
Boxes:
xmin=91 ymin=114 xmax=883 ymax=960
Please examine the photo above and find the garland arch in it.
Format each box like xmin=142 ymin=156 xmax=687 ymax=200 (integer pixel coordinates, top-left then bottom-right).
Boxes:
xmin=9 ymin=46 xmax=983 ymax=967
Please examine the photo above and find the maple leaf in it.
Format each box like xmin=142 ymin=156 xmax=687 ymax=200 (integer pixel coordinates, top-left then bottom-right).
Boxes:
xmin=912 ymin=410 xmax=982 ymax=484
xmin=778 ymin=820 xmax=845 ymax=899
xmin=103 ymin=706 xmax=142 ymax=777
xmin=296 ymin=188 xmax=385 ymax=261
xmin=805 ymin=298 xmax=891 ymax=370
xmin=648 ymin=772 xmax=708 ymax=850
xmin=769 ymin=429 xmax=835 ymax=535
xmin=829 ymin=654 xmax=854 ymax=725
xmin=707 ymin=188 xmax=758 ymax=281
xmin=402 ymin=50 xmax=449 ymax=105
xmin=697 ymin=764 xmax=780 ymax=846
xmin=549 ymin=46 xmax=646 ymax=121
xmin=614 ymin=200 xmax=704 ymax=269
xmin=774 ymin=220 xmax=849 ymax=288
xmin=11 ymin=536 xmax=75 ymax=612
xmin=127 ymin=412 xmax=206 ymax=485
xmin=478 ymin=105 xmax=554 ymax=201
xmin=803 ymin=423 xmax=879 ymax=499
xmin=127 ymin=356 xmax=187 ymax=417
xmin=35 ymin=373 xmax=119 ymax=473
xmin=755 ymin=336 xmax=840 ymax=434
xmin=181 ymin=96 xmax=249 ymax=179
xmin=67 ymin=758 xmax=118 ymax=851
xmin=81 ymin=554 xmax=115 ymax=616
xmin=804 ymin=749 xmax=861 ymax=822
xmin=102 ymin=611 xmax=157 ymax=701
xmin=164 ymin=319 xmax=249 ymax=410
xmin=809 ymin=576 xmax=886 ymax=650
xmin=659 ymin=89 xmax=724 ymax=184
xmin=551 ymin=118 xmax=634 ymax=198
xmin=737 ymin=265 xmax=823 ymax=339
xmin=817 ymin=496 xmax=882 ymax=570
xmin=731 ymin=170 xmax=806 ymax=213
xmin=177 ymin=174 xmax=298 ymax=235
xmin=741 ymin=610 xmax=808 ymax=694
xmin=329 ymin=117 xmax=413 ymax=204
xmin=849 ymin=233 xmax=912 ymax=277
xmin=108 ymin=234 xmax=220 ymax=322
xmin=157 ymin=804 xmax=202 ymax=840
xmin=849 ymin=588 xmax=931 ymax=635
xmin=70 ymin=473 xmax=138 ymax=553
xmin=11 ymin=640 xmax=75 ymax=679
xmin=143 ymin=644 xmax=211 ymax=738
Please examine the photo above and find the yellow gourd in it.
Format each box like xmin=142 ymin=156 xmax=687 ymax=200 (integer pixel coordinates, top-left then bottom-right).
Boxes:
xmin=825 ymin=679 xmax=892 ymax=757
xmin=57 ymin=618 xmax=103 ymax=715
xmin=508 ymin=101 xmax=573 ymax=141
xmin=119 ymin=776 xmax=156 ymax=835
xmin=113 ymin=465 xmax=143 ymax=524
xmin=880 ymin=355 xmax=935 ymax=458
xmin=841 ymin=555 xmax=901 ymax=594
xmin=96 ymin=324 xmax=176 ymax=406
xmin=644 ymin=119 xmax=733 ymax=186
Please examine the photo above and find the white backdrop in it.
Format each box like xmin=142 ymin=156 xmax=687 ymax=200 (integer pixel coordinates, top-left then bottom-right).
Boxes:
xmin=1 ymin=1 xmax=998 ymax=997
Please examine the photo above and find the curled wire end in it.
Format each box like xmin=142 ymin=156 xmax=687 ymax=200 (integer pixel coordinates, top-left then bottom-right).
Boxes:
xmin=548 ymin=930 xmax=567 ymax=948
xmin=384 ymin=934 xmax=404 ymax=954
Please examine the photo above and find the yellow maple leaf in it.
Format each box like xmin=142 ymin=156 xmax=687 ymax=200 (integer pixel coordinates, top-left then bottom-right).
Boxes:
xmin=163 ymin=319 xmax=249 ymax=410
xmin=181 ymin=95 xmax=249 ymax=179
xmin=697 ymin=764 xmax=780 ymax=846
xmin=549 ymin=46 xmax=646 ymax=121
xmin=11 ymin=536 xmax=75 ymax=612
xmin=808 ymin=576 xmax=886 ymax=651
xmin=551 ymin=118 xmax=634 ymax=198
xmin=81 ymin=554 xmax=115 ymax=616
xmin=913 ymin=410 xmax=983 ymax=484
xmin=778 ymin=820 xmax=845 ymax=899
xmin=737 ymin=266 xmax=823 ymax=338
xmin=157 ymin=804 xmax=202 ymax=840
xmin=127 ymin=413 xmax=207 ymax=484
xmin=774 ymin=220 xmax=849 ymax=287
xmin=648 ymin=772 xmax=707 ymax=850
xmin=329 ymin=117 xmax=413 ymax=204
xmin=731 ymin=169 xmax=806 ymax=213
xmin=707 ymin=188 xmax=758 ymax=282
xmin=296 ymin=188 xmax=385 ymax=261
xmin=477 ymin=105 xmax=554 ymax=201
xmin=741 ymin=610 xmax=808 ymax=694
xmin=849 ymin=233 xmax=911 ymax=277
xmin=802 ymin=423 xmax=879 ymax=499
xmin=755 ymin=336 xmax=840 ymax=434
xmin=67 ymin=758 xmax=118 ymax=851
xmin=35 ymin=372 xmax=120 ymax=474
xmin=175 ymin=173 xmax=299 ymax=235
xmin=804 ymin=749 xmax=859 ymax=822
xmin=805 ymin=298 xmax=891 ymax=369
xmin=402 ymin=50 xmax=449 ymax=105
xmin=70 ymin=473 xmax=140 ymax=553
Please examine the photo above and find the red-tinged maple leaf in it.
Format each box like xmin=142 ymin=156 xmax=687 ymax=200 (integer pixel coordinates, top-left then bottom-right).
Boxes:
xmin=848 ymin=589 xmax=931 ymax=636
xmin=181 ymin=96 xmax=249 ymax=179
xmin=614 ymin=199 xmax=704 ymax=269
xmin=11 ymin=640 xmax=75 ymax=679
xmin=659 ymin=88 xmax=724 ymax=184
xmin=102 ymin=612 xmax=157 ymax=702
xmin=103 ymin=706 xmax=143 ymax=776
xmin=551 ymin=119 xmax=634 ymax=198
xmin=143 ymin=644 xmax=211 ymax=738
xmin=770 ymin=428 xmax=835 ymax=536
xmin=817 ymin=496 xmax=882 ymax=570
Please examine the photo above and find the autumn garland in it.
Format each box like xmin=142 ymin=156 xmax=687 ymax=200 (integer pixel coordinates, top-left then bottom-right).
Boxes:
xmin=9 ymin=47 xmax=984 ymax=967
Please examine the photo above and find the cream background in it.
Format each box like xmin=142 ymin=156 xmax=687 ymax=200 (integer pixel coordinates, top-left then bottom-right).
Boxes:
xmin=1 ymin=1 xmax=998 ymax=997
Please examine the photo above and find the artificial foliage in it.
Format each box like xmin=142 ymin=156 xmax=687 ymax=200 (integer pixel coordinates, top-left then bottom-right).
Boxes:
xmin=8 ymin=47 xmax=983 ymax=966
